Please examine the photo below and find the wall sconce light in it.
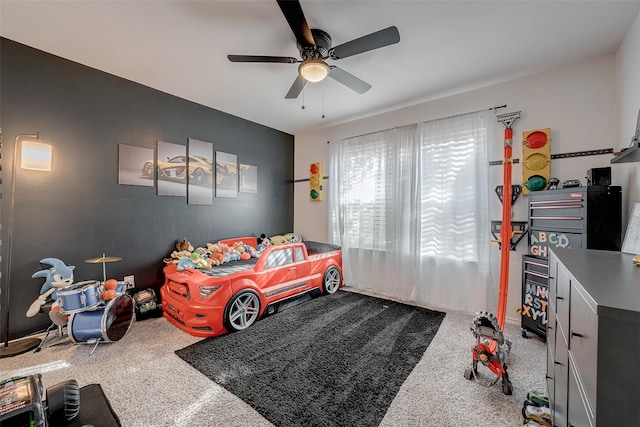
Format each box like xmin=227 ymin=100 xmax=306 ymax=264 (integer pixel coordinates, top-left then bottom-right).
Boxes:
xmin=21 ymin=140 xmax=53 ymax=171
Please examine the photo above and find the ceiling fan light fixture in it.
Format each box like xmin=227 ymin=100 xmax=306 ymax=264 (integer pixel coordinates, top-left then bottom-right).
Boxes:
xmin=299 ymin=59 xmax=329 ymax=83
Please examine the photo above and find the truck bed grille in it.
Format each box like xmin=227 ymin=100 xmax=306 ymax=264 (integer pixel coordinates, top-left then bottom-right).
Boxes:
xmin=167 ymin=280 xmax=190 ymax=300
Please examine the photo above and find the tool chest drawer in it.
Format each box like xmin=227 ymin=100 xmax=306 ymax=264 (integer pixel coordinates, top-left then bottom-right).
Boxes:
xmin=529 ymin=196 xmax=585 ymax=231
xmin=523 ymin=256 xmax=548 ymax=281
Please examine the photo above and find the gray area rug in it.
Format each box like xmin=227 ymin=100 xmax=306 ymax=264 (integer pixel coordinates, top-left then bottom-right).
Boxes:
xmin=176 ymin=291 xmax=446 ymax=427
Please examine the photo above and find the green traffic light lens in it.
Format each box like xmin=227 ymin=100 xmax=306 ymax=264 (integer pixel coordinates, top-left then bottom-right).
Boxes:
xmin=525 ymin=175 xmax=547 ymax=191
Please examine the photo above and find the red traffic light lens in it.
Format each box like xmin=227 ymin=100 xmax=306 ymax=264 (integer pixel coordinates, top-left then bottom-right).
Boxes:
xmin=525 ymin=131 xmax=547 ymax=149
xmin=310 ymin=164 xmax=319 ymax=174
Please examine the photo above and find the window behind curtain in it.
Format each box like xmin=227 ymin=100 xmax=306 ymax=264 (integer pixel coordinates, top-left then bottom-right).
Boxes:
xmin=332 ymin=132 xmax=394 ymax=251
xmin=418 ymin=112 xmax=488 ymax=262
xmin=329 ymin=110 xmax=492 ymax=312
xmin=333 ymin=112 xmax=488 ymax=261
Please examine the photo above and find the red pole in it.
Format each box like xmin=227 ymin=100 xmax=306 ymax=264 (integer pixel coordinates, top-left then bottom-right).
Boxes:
xmin=497 ymin=127 xmax=514 ymax=331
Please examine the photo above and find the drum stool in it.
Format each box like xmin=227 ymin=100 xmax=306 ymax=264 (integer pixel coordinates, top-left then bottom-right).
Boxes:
xmin=33 ymin=301 xmax=70 ymax=352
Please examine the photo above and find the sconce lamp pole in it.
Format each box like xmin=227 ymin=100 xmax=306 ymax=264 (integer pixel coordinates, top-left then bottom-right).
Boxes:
xmin=0 ymin=132 xmax=42 ymax=358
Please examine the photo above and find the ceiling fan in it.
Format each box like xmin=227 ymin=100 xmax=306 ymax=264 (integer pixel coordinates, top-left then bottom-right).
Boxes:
xmin=227 ymin=0 xmax=400 ymax=99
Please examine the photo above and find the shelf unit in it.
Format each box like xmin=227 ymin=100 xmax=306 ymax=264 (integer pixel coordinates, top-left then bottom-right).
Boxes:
xmin=610 ymin=139 xmax=640 ymax=163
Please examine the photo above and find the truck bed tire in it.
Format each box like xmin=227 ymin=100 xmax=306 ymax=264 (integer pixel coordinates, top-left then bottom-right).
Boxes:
xmin=322 ymin=267 xmax=341 ymax=294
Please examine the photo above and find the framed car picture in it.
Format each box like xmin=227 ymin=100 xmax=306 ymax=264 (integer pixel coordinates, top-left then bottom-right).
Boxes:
xmin=118 ymin=144 xmax=154 ymax=187
xmin=215 ymin=151 xmax=238 ymax=198
xmin=187 ymin=138 xmax=214 ymax=205
xmin=157 ymin=141 xmax=187 ymax=197
xmin=239 ymin=164 xmax=257 ymax=193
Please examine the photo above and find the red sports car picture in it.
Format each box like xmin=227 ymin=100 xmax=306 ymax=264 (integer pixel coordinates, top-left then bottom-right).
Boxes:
xmin=141 ymin=155 xmax=213 ymax=185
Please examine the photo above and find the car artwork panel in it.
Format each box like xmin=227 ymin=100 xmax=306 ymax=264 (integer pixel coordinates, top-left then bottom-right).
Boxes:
xmin=118 ymin=144 xmax=154 ymax=187
xmin=154 ymin=141 xmax=187 ymax=197
xmin=239 ymin=164 xmax=257 ymax=193
xmin=215 ymin=151 xmax=238 ymax=198
xmin=187 ymin=138 xmax=214 ymax=205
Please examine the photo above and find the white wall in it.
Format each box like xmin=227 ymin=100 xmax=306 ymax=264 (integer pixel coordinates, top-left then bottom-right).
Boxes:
xmin=616 ymin=10 xmax=640 ymax=220
xmin=294 ymin=53 xmax=621 ymax=323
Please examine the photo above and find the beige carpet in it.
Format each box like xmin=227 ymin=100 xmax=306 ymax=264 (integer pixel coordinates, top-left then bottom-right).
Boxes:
xmin=0 ymin=291 xmax=546 ymax=427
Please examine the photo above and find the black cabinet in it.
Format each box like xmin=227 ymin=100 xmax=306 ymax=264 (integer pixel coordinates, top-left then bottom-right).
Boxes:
xmin=521 ymin=255 xmax=549 ymax=339
xmin=522 ymin=186 xmax=621 ymax=339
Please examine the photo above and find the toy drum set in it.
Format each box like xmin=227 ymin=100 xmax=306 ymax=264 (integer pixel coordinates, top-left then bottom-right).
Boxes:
xmin=56 ymin=278 xmax=134 ymax=350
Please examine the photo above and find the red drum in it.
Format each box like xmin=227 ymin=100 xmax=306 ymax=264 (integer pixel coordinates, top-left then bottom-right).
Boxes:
xmin=68 ymin=294 xmax=134 ymax=343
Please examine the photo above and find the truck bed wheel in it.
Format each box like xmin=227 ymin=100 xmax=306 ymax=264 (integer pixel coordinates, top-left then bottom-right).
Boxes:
xmin=323 ymin=267 xmax=341 ymax=294
xmin=224 ymin=290 xmax=260 ymax=332
xmin=46 ymin=379 xmax=80 ymax=423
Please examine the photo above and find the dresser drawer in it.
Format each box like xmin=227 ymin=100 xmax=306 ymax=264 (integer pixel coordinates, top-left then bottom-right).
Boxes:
xmin=553 ymin=328 xmax=569 ymax=427
xmin=547 ymin=304 xmax=556 ymax=355
xmin=569 ymin=284 xmax=598 ymax=413
xmin=546 ymin=344 xmax=555 ymax=411
xmin=547 ymin=255 xmax=558 ymax=304
xmin=569 ymin=356 xmax=595 ymax=427
xmin=555 ymin=264 xmax=571 ymax=341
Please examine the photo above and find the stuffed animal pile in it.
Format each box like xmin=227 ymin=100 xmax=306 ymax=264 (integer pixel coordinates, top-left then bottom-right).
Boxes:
xmin=164 ymin=233 xmax=303 ymax=271
xmin=268 ymin=233 xmax=303 ymax=246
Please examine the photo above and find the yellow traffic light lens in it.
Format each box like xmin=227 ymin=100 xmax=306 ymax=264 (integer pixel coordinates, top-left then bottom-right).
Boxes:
xmin=525 ymin=153 xmax=549 ymax=170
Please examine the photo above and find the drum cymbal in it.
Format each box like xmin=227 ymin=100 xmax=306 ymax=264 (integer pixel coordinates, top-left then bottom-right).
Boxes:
xmin=85 ymin=256 xmax=122 ymax=263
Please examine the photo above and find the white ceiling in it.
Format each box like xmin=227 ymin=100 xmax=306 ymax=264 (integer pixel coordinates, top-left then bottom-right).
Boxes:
xmin=2 ymin=1 xmax=640 ymax=135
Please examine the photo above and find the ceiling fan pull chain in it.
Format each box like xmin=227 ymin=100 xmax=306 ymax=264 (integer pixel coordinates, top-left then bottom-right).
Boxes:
xmin=322 ymin=79 xmax=326 ymax=119
xmin=301 ymin=86 xmax=305 ymax=110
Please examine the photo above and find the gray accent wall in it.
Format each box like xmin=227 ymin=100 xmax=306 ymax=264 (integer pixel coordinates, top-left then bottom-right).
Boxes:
xmin=1 ymin=38 xmax=294 ymax=339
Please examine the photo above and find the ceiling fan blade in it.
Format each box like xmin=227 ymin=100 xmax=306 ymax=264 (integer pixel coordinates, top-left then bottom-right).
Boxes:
xmin=285 ymin=75 xmax=307 ymax=99
xmin=276 ymin=0 xmax=315 ymax=49
xmin=328 ymin=67 xmax=371 ymax=94
xmin=330 ymin=26 xmax=400 ymax=60
xmin=227 ymin=55 xmax=298 ymax=63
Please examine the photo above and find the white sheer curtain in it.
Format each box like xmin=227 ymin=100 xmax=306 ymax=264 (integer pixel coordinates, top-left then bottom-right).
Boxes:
xmin=329 ymin=110 xmax=495 ymax=313
xmin=329 ymin=124 xmax=418 ymax=301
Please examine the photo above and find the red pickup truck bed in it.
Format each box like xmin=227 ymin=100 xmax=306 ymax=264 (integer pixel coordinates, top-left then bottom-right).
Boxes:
xmin=160 ymin=237 xmax=342 ymax=337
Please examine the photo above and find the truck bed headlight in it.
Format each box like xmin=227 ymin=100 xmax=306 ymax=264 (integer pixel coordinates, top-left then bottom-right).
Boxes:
xmin=200 ymin=285 xmax=222 ymax=298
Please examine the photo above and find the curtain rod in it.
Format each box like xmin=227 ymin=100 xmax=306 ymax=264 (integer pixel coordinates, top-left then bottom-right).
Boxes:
xmin=335 ymin=104 xmax=507 ymax=141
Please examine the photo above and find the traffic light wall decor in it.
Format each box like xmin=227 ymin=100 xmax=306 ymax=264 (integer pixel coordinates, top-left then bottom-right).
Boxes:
xmin=522 ymin=128 xmax=551 ymax=195
xmin=310 ymin=162 xmax=323 ymax=201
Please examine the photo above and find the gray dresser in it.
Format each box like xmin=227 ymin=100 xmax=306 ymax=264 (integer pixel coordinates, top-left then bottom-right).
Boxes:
xmin=547 ymin=248 xmax=640 ymax=427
